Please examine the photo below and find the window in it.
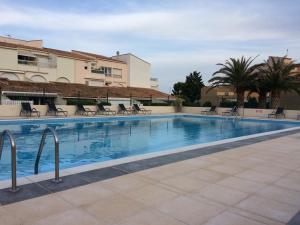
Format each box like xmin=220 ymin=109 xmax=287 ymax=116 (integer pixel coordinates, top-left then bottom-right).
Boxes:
xmin=18 ymin=55 xmax=37 ymax=66
xmin=84 ymin=66 xmax=88 ymax=70
xmin=91 ymin=66 xmax=112 ymax=76
xmin=112 ymin=68 xmax=122 ymax=78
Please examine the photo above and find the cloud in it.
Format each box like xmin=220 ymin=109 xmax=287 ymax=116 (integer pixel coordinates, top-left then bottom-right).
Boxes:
xmin=0 ymin=0 xmax=299 ymax=92
xmin=0 ymin=2 xmax=296 ymax=42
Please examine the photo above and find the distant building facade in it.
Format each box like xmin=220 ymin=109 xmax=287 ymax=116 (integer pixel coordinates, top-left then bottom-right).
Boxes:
xmin=0 ymin=36 xmax=159 ymax=90
xmin=201 ymin=56 xmax=300 ymax=109
xmin=112 ymin=53 xmax=158 ymax=89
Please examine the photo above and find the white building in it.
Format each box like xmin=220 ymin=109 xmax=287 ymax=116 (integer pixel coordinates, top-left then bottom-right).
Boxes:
xmin=112 ymin=53 xmax=159 ymax=90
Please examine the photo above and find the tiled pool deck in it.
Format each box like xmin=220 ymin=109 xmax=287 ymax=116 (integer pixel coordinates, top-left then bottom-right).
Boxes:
xmin=0 ymin=130 xmax=300 ymax=224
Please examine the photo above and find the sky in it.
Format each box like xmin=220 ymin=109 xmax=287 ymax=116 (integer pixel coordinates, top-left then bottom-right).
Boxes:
xmin=0 ymin=0 xmax=300 ymax=93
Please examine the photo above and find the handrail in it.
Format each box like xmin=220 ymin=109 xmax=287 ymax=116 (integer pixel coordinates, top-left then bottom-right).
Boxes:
xmin=34 ymin=127 xmax=62 ymax=183
xmin=0 ymin=130 xmax=20 ymax=192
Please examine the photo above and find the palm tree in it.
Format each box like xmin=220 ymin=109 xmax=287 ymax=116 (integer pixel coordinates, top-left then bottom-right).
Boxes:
xmin=209 ymin=56 xmax=258 ymax=108
xmin=258 ymin=57 xmax=300 ymax=108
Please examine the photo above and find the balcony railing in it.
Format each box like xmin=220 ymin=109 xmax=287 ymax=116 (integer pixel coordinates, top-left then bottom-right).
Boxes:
xmin=18 ymin=60 xmax=37 ymax=66
xmin=91 ymin=69 xmax=104 ymax=74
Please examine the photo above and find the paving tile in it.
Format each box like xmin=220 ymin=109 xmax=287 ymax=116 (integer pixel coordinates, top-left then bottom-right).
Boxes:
xmin=252 ymin=164 xmax=292 ymax=177
xmin=235 ymin=170 xmax=280 ymax=184
xmin=203 ymin=211 xmax=267 ymax=225
xmin=275 ymin=177 xmax=300 ymax=192
xmin=186 ymin=168 xmax=228 ymax=183
xmin=113 ymin=209 xmax=186 ymax=225
xmin=102 ymin=174 xmax=152 ymax=192
xmin=82 ymin=194 xmax=146 ymax=225
xmin=57 ymin=182 xmax=114 ymax=206
xmin=25 ymin=209 xmax=100 ymax=225
xmin=138 ymin=161 xmax=199 ymax=181
xmin=257 ymin=185 xmax=300 ymax=207
xmin=160 ymin=175 xmax=209 ymax=193
xmin=0 ymin=207 xmax=23 ymax=225
xmin=158 ymin=196 xmax=225 ymax=225
xmin=206 ymin=164 xmax=246 ymax=175
xmin=237 ymin=195 xmax=299 ymax=223
xmin=123 ymin=184 xmax=179 ymax=207
xmin=230 ymin=207 xmax=285 ymax=225
xmin=190 ymin=184 xmax=249 ymax=206
xmin=3 ymin=194 xmax=73 ymax=223
xmin=217 ymin=176 xmax=266 ymax=193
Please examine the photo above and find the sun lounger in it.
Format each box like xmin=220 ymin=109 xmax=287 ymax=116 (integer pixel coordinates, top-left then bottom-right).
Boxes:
xmin=118 ymin=104 xmax=132 ymax=114
xmin=96 ymin=103 xmax=116 ymax=115
xmin=46 ymin=102 xmax=68 ymax=116
xmin=132 ymin=104 xmax=151 ymax=114
xmin=76 ymin=104 xmax=96 ymax=116
xmin=20 ymin=102 xmax=40 ymax=117
xmin=201 ymin=106 xmax=217 ymax=115
xmin=268 ymin=107 xmax=285 ymax=118
xmin=222 ymin=106 xmax=239 ymax=116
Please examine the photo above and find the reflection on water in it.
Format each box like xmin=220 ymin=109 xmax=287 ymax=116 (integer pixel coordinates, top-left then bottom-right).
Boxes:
xmin=0 ymin=116 xmax=297 ymax=180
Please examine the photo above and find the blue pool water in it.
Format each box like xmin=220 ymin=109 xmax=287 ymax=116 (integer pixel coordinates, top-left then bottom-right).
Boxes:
xmin=0 ymin=115 xmax=299 ymax=180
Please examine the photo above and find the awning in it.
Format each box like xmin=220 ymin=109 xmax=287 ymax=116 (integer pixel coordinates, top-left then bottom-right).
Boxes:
xmin=2 ymin=91 xmax=58 ymax=97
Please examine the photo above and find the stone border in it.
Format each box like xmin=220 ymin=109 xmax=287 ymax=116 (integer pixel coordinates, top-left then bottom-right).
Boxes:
xmin=0 ymin=128 xmax=299 ymax=205
xmin=288 ymin=211 xmax=300 ymax=225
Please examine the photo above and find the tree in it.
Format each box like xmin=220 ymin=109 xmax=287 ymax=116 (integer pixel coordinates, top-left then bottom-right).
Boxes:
xmin=172 ymin=82 xmax=185 ymax=97
xmin=248 ymin=71 xmax=270 ymax=108
xmin=172 ymin=71 xmax=204 ymax=103
xmin=209 ymin=56 xmax=258 ymax=108
xmin=258 ymin=57 xmax=300 ymax=108
xmin=184 ymin=71 xmax=204 ymax=103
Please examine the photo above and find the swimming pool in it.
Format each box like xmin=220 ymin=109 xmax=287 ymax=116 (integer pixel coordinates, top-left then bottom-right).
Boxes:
xmin=0 ymin=115 xmax=299 ymax=180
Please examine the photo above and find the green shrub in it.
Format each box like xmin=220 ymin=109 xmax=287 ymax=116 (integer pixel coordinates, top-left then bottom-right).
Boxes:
xmin=66 ymin=99 xmax=96 ymax=105
xmin=244 ymin=97 xmax=258 ymax=108
xmin=99 ymin=101 xmax=111 ymax=106
xmin=182 ymin=100 xmax=201 ymax=107
xmin=143 ymin=102 xmax=172 ymax=106
xmin=219 ymin=100 xmax=236 ymax=108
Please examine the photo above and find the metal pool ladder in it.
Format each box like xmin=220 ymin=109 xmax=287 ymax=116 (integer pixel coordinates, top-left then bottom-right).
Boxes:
xmin=35 ymin=127 xmax=62 ymax=183
xmin=0 ymin=130 xmax=20 ymax=192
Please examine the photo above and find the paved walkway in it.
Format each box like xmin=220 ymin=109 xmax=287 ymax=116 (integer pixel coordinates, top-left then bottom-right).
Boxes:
xmin=0 ymin=133 xmax=300 ymax=225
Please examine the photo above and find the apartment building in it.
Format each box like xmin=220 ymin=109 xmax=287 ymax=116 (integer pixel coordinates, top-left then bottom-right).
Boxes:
xmin=0 ymin=36 xmax=159 ymax=90
xmin=0 ymin=36 xmax=92 ymax=83
xmin=71 ymin=50 xmax=128 ymax=87
xmin=112 ymin=53 xmax=159 ymax=89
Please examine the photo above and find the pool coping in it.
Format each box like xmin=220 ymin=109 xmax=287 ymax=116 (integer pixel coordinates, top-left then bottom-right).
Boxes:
xmin=0 ymin=126 xmax=299 ymax=205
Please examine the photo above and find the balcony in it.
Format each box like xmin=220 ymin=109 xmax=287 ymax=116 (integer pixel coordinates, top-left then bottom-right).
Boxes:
xmin=18 ymin=59 xmax=37 ymax=66
xmin=91 ymin=68 xmax=104 ymax=74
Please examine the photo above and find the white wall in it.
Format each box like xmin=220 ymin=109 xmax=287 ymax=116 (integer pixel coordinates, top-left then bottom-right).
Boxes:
xmin=113 ymin=54 xmax=151 ymax=88
xmin=0 ymin=105 xmax=175 ymax=117
xmin=0 ymin=105 xmax=298 ymax=119
xmin=182 ymin=107 xmax=300 ymax=120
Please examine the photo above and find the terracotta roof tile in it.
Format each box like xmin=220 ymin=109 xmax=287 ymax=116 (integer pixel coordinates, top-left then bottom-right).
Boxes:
xmin=0 ymin=79 xmax=173 ymax=100
xmin=0 ymin=41 xmax=92 ymax=61
xmin=72 ymin=50 xmax=126 ymax=64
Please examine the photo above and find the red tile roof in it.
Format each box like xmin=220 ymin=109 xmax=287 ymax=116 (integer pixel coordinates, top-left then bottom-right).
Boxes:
xmin=72 ymin=50 xmax=126 ymax=64
xmin=0 ymin=41 xmax=92 ymax=61
xmin=0 ymin=79 xmax=173 ymax=100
